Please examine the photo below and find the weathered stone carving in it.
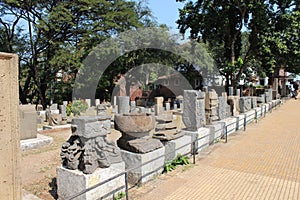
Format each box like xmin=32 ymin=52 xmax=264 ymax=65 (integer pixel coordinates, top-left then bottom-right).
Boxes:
xmin=205 ymin=90 xmax=219 ymax=124
xmin=48 ymin=113 xmax=63 ymax=126
xmin=182 ymin=90 xmax=206 ymax=130
xmin=153 ymin=113 xmax=183 ymax=141
xmin=227 ymin=96 xmax=240 ymax=116
xmin=218 ymin=96 xmax=229 ymax=120
xmin=115 ymin=113 xmax=163 ymax=153
xmin=239 ymin=97 xmax=252 ymax=113
xmin=60 ymin=115 xmax=122 ymax=174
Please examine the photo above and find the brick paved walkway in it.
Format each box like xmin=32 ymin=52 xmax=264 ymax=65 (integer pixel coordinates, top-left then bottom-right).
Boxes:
xmin=130 ymin=99 xmax=300 ymax=200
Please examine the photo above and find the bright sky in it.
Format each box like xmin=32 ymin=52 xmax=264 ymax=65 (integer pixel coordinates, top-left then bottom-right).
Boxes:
xmin=147 ymin=1 xmax=184 ymax=32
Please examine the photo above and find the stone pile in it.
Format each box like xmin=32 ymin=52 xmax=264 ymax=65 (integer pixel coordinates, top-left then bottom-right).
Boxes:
xmin=153 ymin=113 xmax=183 ymax=141
xmin=205 ymin=90 xmax=219 ymax=124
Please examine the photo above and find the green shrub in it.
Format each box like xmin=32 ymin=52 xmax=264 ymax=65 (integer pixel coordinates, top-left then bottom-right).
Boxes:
xmin=163 ymin=154 xmax=190 ymax=173
xmin=68 ymin=100 xmax=88 ymax=116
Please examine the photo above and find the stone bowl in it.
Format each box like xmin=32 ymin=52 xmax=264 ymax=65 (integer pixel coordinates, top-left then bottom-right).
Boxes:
xmin=114 ymin=113 xmax=155 ymax=138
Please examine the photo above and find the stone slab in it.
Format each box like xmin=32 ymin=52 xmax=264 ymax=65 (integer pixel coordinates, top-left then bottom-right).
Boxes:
xmin=0 ymin=53 xmax=21 ymax=200
xmin=219 ymin=117 xmax=237 ymax=136
xmin=162 ymin=135 xmax=191 ymax=161
xmin=57 ymin=162 xmax=125 ymax=200
xmin=218 ymin=96 xmax=228 ymax=120
xmin=251 ymin=97 xmax=258 ymax=109
xmin=254 ymin=107 xmax=262 ymax=119
xmin=182 ymin=90 xmax=206 ymax=130
xmin=72 ymin=116 xmax=111 ymax=138
xmin=245 ymin=109 xmax=256 ymax=124
xmin=19 ymin=105 xmax=38 ymax=140
xmin=20 ymin=134 xmax=53 ymax=151
xmin=235 ymin=114 xmax=246 ymax=130
xmin=206 ymin=123 xmax=225 ymax=144
xmin=117 ymin=96 xmax=130 ymax=114
xmin=239 ymin=97 xmax=251 ymax=113
xmin=182 ymin=128 xmax=210 ymax=153
xmin=42 ymin=124 xmax=71 ymax=130
xmin=121 ymin=147 xmax=165 ymax=184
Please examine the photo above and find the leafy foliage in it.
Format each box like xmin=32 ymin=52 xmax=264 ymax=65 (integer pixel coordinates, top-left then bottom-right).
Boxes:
xmin=176 ymin=0 xmax=300 ymax=88
xmin=0 ymin=0 xmax=150 ymax=106
xmin=69 ymin=100 xmax=88 ymax=116
xmin=163 ymin=154 xmax=190 ymax=173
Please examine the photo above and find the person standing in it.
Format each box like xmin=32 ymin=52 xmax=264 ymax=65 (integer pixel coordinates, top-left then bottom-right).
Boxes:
xmin=293 ymin=81 xmax=299 ymax=99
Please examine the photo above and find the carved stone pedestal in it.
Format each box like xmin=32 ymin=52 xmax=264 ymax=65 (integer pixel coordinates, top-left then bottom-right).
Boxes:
xmin=57 ymin=162 xmax=125 ymax=200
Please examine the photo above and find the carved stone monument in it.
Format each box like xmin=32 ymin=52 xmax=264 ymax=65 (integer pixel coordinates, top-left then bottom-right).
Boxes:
xmin=154 ymin=96 xmax=164 ymax=115
xmin=114 ymin=113 xmax=165 ymax=184
xmin=60 ymin=115 xmax=122 ymax=174
xmin=0 ymin=53 xmax=21 ymax=199
xmin=239 ymin=97 xmax=252 ymax=113
xmin=182 ymin=90 xmax=206 ymax=130
xmin=218 ymin=96 xmax=229 ymax=120
xmin=48 ymin=113 xmax=63 ymax=126
xmin=154 ymin=113 xmax=190 ymax=161
xmin=153 ymin=113 xmax=183 ymax=141
xmin=227 ymin=95 xmax=240 ymax=116
xmin=57 ymin=115 xmax=125 ymax=200
xmin=205 ymin=90 xmax=219 ymax=125
xmin=115 ymin=113 xmax=162 ymax=153
xmin=117 ymin=96 xmax=130 ymax=114
xmin=251 ymin=97 xmax=258 ymax=109
xmin=19 ymin=105 xmax=37 ymax=140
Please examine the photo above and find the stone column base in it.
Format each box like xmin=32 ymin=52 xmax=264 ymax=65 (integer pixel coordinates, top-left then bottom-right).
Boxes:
xmin=57 ymin=162 xmax=125 ymax=200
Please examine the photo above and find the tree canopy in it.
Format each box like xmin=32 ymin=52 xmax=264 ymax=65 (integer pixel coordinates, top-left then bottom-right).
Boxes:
xmin=0 ymin=0 xmax=150 ymax=106
xmin=176 ymin=0 xmax=300 ymax=89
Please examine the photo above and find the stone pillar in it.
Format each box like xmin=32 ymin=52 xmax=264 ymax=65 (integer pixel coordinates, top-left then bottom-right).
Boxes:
xmin=228 ymin=87 xmax=234 ymax=96
xmin=117 ymin=96 xmax=130 ymax=114
xmin=113 ymin=96 xmax=117 ymax=106
xmin=95 ymin=99 xmax=101 ymax=106
xmin=205 ymin=90 xmax=219 ymax=124
xmin=19 ymin=105 xmax=37 ymax=140
xmin=59 ymin=105 xmax=67 ymax=119
xmin=165 ymin=102 xmax=170 ymax=111
xmin=85 ymin=99 xmax=91 ymax=107
xmin=251 ymin=97 xmax=258 ymax=109
xmin=182 ymin=90 xmax=206 ymax=130
xmin=0 ymin=53 xmax=21 ymax=200
xmin=154 ymin=97 xmax=164 ymax=115
xmin=218 ymin=96 xmax=228 ymax=120
xmin=239 ymin=97 xmax=251 ymax=113
xmin=130 ymin=100 xmax=136 ymax=112
xmin=236 ymin=89 xmax=241 ymax=97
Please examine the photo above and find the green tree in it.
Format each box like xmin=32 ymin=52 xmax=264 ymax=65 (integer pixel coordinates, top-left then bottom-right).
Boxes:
xmin=176 ymin=0 xmax=300 ymax=90
xmin=0 ymin=0 xmax=143 ymax=107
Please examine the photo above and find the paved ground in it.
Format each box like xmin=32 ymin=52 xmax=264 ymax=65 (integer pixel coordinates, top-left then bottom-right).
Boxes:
xmin=131 ymin=99 xmax=300 ymax=200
